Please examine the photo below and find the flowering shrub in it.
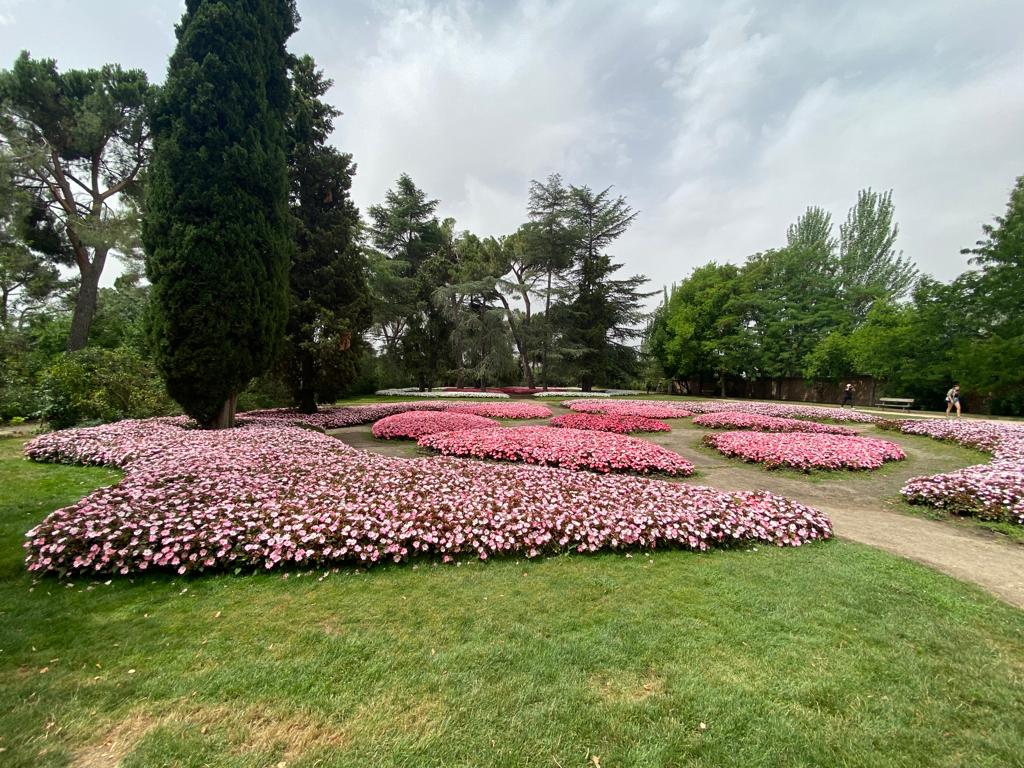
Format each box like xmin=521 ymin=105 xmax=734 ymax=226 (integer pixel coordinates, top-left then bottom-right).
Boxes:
xmin=448 ymin=402 xmax=553 ymax=420
xmin=888 ymin=419 xmax=1024 ymax=524
xmin=24 ymin=419 xmax=831 ymax=576
xmin=686 ymin=401 xmax=877 ymax=424
xmin=692 ymin=412 xmax=855 ymax=435
xmin=550 ymin=412 xmax=671 ymax=434
xmin=563 ymin=399 xmax=693 ymax=419
xmin=372 ymin=411 xmax=498 ymax=440
xmin=418 ymin=426 xmax=693 ymax=475
xmin=704 ymin=431 xmax=905 ymax=471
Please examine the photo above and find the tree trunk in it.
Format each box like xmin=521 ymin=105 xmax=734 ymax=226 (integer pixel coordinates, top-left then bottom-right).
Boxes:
xmin=497 ymin=294 xmax=534 ymax=388
xmin=211 ymin=392 xmax=238 ymax=429
xmin=297 ymin=350 xmax=318 ymax=414
xmin=541 ymin=268 xmax=552 ymax=391
xmin=67 ymin=249 xmax=107 ymax=352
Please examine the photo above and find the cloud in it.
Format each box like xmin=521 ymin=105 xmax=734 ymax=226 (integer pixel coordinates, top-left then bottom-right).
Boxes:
xmin=4 ymin=0 xmax=1024 ymax=297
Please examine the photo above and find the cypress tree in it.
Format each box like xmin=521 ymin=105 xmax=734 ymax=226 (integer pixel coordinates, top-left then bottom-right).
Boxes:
xmin=144 ymin=0 xmax=297 ymax=428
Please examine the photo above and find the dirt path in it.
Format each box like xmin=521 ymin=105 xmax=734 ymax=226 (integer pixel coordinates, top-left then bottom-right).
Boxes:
xmin=329 ymin=410 xmax=1024 ymax=609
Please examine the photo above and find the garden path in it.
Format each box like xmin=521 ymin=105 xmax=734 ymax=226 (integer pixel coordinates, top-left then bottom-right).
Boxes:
xmin=330 ymin=407 xmax=1024 ymax=608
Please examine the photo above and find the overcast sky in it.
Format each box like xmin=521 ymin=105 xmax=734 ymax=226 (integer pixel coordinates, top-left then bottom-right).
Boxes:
xmin=2 ymin=0 xmax=1023 ymax=294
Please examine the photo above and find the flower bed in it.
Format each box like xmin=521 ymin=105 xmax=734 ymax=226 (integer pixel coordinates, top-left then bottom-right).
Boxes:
xmin=563 ymin=399 xmax=693 ymax=419
xmin=448 ymin=402 xmax=553 ymax=420
xmin=418 ymin=426 xmax=693 ymax=475
xmin=686 ymin=401 xmax=877 ymax=424
xmin=372 ymin=411 xmax=498 ymax=440
xmin=241 ymin=400 xmax=529 ymax=429
xmin=692 ymin=412 xmax=855 ymax=435
xmin=24 ymin=419 xmax=831 ymax=576
xmin=883 ymin=419 xmax=1024 ymax=524
xmin=703 ymin=431 xmax=905 ymax=471
xmin=550 ymin=412 xmax=671 ymax=434
xmin=376 ymin=388 xmax=510 ymax=398
xmin=535 ymin=390 xmax=610 ymax=398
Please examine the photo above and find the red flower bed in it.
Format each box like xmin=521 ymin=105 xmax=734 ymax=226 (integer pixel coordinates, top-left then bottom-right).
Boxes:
xmin=563 ymin=399 xmax=693 ymax=419
xmin=24 ymin=419 xmax=831 ymax=576
xmin=550 ymin=412 xmax=671 ymax=434
xmin=372 ymin=411 xmax=498 ymax=440
xmin=692 ymin=412 xmax=855 ymax=435
xmin=704 ymin=431 xmax=904 ymax=471
xmin=418 ymin=426 xmax=693 ymax=475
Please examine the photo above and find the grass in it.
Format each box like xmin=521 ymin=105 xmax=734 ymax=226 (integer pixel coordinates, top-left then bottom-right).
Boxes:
xmin=1 ymin=436 xmax=1023 ymax=767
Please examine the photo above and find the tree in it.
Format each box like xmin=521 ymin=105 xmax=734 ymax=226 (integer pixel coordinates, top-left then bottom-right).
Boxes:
xmin=144 ymin=0 xmax=297 ymax=428
xmin=282 ymin=55 xmax=371 ymax=413
xmin=0 ymin=52 xmax=155 ymax=350
xmin=486 ymin=228 xmax=542 ymax=387
xmin=526 ymin=174 xmax=574 ymax=389
xmin=648 ymin=263 xmax=750 ymax=394
xmin=368 ymin=174 xmax=451 ymax=389
xmin=743 ymin=244 xmax=842 ymax=379
xmin=838 ymin=188 xmax=917 ymax=322
xmin=561 ymin=185 xmax=649 ymax=390
xmin=959 ymin=174 xmax=1024 ymax=412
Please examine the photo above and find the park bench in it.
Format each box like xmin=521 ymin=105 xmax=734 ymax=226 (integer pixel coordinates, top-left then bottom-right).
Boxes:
xmin=876 ymin=397 xmax=914 ymax=410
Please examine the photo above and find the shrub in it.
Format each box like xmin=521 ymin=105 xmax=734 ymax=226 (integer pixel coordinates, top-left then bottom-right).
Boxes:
xmin=40 ymin=348 xmax=176 ymax=429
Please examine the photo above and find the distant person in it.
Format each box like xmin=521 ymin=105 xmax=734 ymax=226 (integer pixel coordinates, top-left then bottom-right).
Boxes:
xmin=841 ymin=383 xmax=855 ymax=408
xmin=945 ymin=384 xmax=961 ymax=418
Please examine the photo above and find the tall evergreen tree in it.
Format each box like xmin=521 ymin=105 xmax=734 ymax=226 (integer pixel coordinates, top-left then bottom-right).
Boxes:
xmin=526 ymin=174 xmax=574 ymax=389
xmin=282 ymin=55 xmax=371 ymax=413
xmin=144 ymin=0 xmax=297 ymax=428
xmin=561 ymin=185 xmax=649 ymax=390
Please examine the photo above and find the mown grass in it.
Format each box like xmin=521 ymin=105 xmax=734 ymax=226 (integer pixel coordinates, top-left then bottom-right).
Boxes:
xmin=1 ymin=436 xmax=1023 ymax=767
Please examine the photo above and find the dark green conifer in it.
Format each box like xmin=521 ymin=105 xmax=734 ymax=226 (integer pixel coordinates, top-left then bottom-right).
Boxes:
xmin=144 ymin=0 xmax=297 ymax=427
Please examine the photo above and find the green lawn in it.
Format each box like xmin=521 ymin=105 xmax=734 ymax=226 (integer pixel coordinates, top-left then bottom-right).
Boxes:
xmin=1 ymin=437 xmax=1022 ymax=767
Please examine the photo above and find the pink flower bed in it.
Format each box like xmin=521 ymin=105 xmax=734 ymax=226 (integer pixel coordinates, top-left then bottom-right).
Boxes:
xmin=448 ymin=402 xmax=552 ymax=420
xmin=704 ymin=431 xmax=905 ymax=471
xmin=372 ymin=411 xmax=498 ymax=440
xmin=240 ymin=399 xmax=548 ymax=430
xmin=419 ymin=426 xmax=693 ymax=475
xmin=686 ymin=401 xmax=877 ymax=424
xmin=692 ymin=412 xmax=855 ymax=435
xmin=884 ymin=419 xmax=1024 ymax=524
xmin=563 ymin=399 xmax=693 ymax=419
xmin=23 ymin=419 xmax=831 ymax=576
xmin=550 ymin=413 xmax=671 ymax=434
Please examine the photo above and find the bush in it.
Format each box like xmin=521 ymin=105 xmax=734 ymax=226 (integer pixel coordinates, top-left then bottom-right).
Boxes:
xmin=41 ymin=347 xmax=177 ymax=429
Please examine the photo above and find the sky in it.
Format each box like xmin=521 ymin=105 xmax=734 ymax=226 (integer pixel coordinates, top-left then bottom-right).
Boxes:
xmin=2 ymin=0 xmax=1023 ymax=295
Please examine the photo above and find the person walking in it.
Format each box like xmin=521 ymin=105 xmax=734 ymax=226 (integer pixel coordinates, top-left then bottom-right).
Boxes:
xmin=945 ymin=384 xmax=961 ymax=418
xmin=841 ymin=383 xmax=855 ymax=408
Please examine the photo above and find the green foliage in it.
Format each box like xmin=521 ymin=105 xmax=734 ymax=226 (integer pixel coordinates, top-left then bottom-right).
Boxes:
xmin=838 ymin=188 xmax=917 ymax=322
xmin=144 ymin=0 xmax=297 ymax=427
xmin=560 ymin=185 xmax=650 ymax=390
xmin=40 ymin=346 xmax=175 ymax=428
xmin=650 ymin=263 xmax=750 ymax=392
xmin=281 ymin=55 xmax=372 ymax=412
xmin=0 ymin=51 xmax=155 ymax=350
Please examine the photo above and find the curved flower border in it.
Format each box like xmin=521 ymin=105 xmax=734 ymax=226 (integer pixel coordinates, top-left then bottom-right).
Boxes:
xmin=23 ymin=418 xmax=831 ymax=576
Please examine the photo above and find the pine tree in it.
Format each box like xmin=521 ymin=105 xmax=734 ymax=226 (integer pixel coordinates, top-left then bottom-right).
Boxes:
xmin=144 ymin=0 xmax=297 ymax=427
xmin=282 ymin=55 xmax=371 ymax=413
